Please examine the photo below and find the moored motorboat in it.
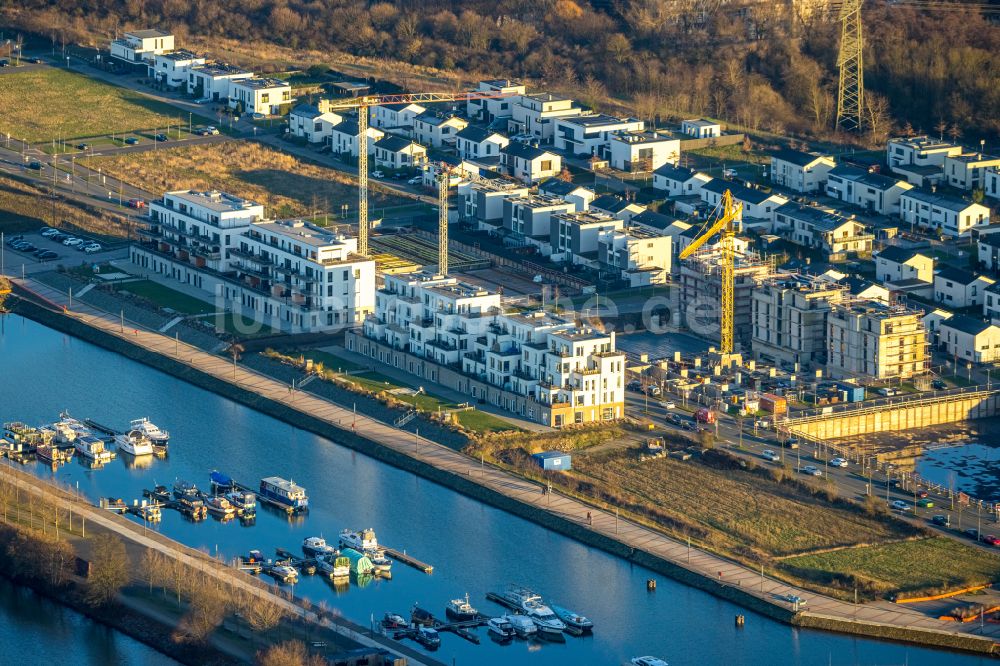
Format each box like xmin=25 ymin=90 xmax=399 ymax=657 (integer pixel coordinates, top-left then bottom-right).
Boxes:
xmin=210 ymin=470 xmax=236 ymax=493
xmin=101 ymin=497 xmax=128 ymax=512
xmin=114 ymin=429 xmax=154 ymax=456
xmin=445 ymin=593 xmax=478 ymax=621
xmin=130 ymin=417 xmax=169 ymax=445
xmin=206 ymin=495 xmax=236 ymax=518
xmin=339 ymin=528 xmax=378 ymax=551
xmin=382 ymin=612 xmax=408 ymax=630
xmin=143 ymin=485 xmax=170 ymax=503
xmin=302 ymin=536 xmax=337 ymax=558
xmin=501 ymin=585 xmax=566 ymax=638
xmin=552 ymin=604 xmax=594 ymax=634
xmin=225 ymin=490 xmax=256 ymax=514
xmin=630 ymin=657 xmax=669 ymax=666
xmin=266 ymin=564 xmax=298 ymax=584
xmin=74 ymin=435 xmax=112 ymax=463
xmin=258 ymin=477 xmax=308 ymax=513
xmin=367 ymin=549 xmax=393 ymax=575
xmin=316 ymin=554 xmax=350 ymax=579
xmin=173 ymin=479 xmax=199 ymax=499
xmin=410 ymin=604 xmax=435 ymax=626
xmin=415 ymin=626 xmax=440 ymax=650
xmin=487 ymin=615 xmax=516 ymax=641
xmin=506 ymin=614 xmax=537 ymax=638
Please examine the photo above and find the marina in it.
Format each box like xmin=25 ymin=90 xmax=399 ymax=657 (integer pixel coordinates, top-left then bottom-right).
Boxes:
xmin=0 ymin=315 xmax=990 ymax=666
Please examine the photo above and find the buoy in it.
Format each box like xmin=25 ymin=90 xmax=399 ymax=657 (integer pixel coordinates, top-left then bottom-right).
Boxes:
xmin=646 ymin=579 xmax=657 ymax=591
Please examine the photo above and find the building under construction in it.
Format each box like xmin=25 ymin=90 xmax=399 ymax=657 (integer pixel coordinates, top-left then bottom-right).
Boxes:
xmin=826 ymin=299 xmax=929 ymax=380
xmin=678 ymin=249 xmax=776 ymax=351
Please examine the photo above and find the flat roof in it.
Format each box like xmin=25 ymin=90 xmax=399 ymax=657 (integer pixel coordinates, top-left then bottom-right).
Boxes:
xmin=127 ymin=29 xmax=171 ymax=39
xmin=564 ymin=114 xmax=638 ymax=128
xmin=157 ymin=49 xmax=203 ymax=62
xmin=192 ymin=62 xmax=252 ymax=77
xmin=165 ymin=189 xmax=261 ymax=213
xmin=253 ymin=220 xmax=347 ymax=249
xmin=234 ymin=77 xmax=289 ymax=90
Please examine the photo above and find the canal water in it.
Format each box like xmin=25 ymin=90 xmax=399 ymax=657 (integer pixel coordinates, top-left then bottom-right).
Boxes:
xmin=0 ymin=314 xmax=992 ymax=666
xmin=0 ymin=576 xmax=178 ymax=666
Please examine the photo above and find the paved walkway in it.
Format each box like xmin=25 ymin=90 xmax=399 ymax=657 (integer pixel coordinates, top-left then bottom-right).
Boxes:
xmin=12 ymin=277 xmax=1000 ymax=649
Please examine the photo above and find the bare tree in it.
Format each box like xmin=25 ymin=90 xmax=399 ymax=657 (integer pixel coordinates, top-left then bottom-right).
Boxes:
xmin=84 ymin=533 xmax=129 ymax=606
xmin=173 ymin=578 xmax=228 ymax=645
xmin=256 ymin=640 xmax=326 ymax=666
xmin=865 ymin=93 xmax=893 ymax=147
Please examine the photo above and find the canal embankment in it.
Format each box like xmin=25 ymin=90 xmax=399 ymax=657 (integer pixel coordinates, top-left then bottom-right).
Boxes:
xmin=8 ymin=285 xmax=1000 ymax=658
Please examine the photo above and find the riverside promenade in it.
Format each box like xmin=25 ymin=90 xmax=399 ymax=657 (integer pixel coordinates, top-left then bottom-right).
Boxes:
xmin=10 ymin=277 xmax=999 ymax=655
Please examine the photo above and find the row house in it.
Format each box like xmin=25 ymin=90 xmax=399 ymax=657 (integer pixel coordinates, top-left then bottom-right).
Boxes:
xmin=288 ymin=104 xmax=342 ymax=144
xmin=769 ymin=150 xmax=835 ymax=193
xmin=458 ymin=179 xmax=530 ymax=229
xmin=369 ymin=102 xmax=426 ymax=135
xmin=373 ymin=136 xmax=427 ymax=170
xmin=933 ymin=266 xmax=995 ymax=308
xmin=899 ymin=189 xmax=990 ymax=237
xmin=825 ymin=165 xmax=913 ymax=216
xmin=874 ymin=246 xmax=934 ymax=284
xmin=653 ymin=165 xmax=712 ymax=198
xmin=455 ymin=126 xmax=509 ymax=160
xmin=413 ymin=112 xmax=468 ymax=148
xmin=330 ymin=120 xmax=385 ymax=157
xmin=701 ymin=180 xmax=788 ymax=231
xmin=502 ymin=194 xmax=575 ymax=252
xmin=500 ymin=143 xmax=561 ymax=184
xmin=939 ymin=315 xmax=1000 ymax=363
xmin=774 ymin=202 xmax=873 ymax=256
xmin=589 ymin=194 xmax=647 ymax=224
xmin=537 ymin=179 xmax=595 ymax=212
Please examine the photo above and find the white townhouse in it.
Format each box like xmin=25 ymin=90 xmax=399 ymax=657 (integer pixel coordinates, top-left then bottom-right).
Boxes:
xmin=550 ymin=210 xmax=624 ymax=264
xmin=455 ymin=126 xmax=509 ymax=160
xmin=986 ymin=168 xmax=999 ymax=201
xmin=598 ymin=226 xmax=672 ymax=286
xmin=939 ymin=315 xmax=1000 ymax=364
xmin=187 ymin=62 xmax=254 ymax=101
xmin=373 ymin=136 xmax=427 ymax=170
xmin=458 ymin=179 xmax=531 ymax=228
xmin=607 ymin=132 xmax=680 ymax=173
xmin=466 ymin=79 xmax=525 ymax=122
xmin=944 ymin=153 xmax=1000 ymax=191
xmin=769 ymin=149 xmax=836 ymax=193
xmin=553 ymin=115 xmax=644 ymax=156
xmin=288 ymin=104 xmax=343 ymax=144
xmin=978 ymin=235 xmax=1000 ymax=272
xmin=502 ymin=194 xmax=575 ymax=250
xmin=874 ymin=246 xmax=934 ymax=284
xmin=774 ymin=203 xmax=873 ymax=256
xmin=933 ymin=267 xmax=995 ymax=308
xmin=899 ymin=189 xmax=990 ymax=237
xmin=501 ymin=143 xmax=561 ymax=184
xmin=825 ymin=165 xmax=913 ymax=216
xmin=510 ymin=93 xmax=585 ymax=142
xmin=680 ymin=119 xmax=721 ymax=138
xmin=370 ymin=102 xmax=426 ymax=135
xmin=589 ymin=194 xmax=647 ymax=224
xmin=151 ymin=50 xmax=205 ymax=89
xmin=413 ymin=112 xmax=468 ymax=148
xmin=537 ymin=179 xmax=595 ymax=212
xmin=701 ymin=180 xmax=788 ymax=230
xmin=887 ymin=136 xmax=961 ymax=171
xmin=653 ymin=165 xmax=712 ymax=198
xmin=228 ymin=77 xmax=292 ymax=116
xmin=110 ymin=29 xmax=174 ymax=65
xmin=330 ymin=119 xmax=384 ymax=157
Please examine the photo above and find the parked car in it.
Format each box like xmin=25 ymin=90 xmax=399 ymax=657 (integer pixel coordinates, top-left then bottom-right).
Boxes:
xmin=916 ymin=498 xmax=934 ymax=508
xmin=890 ymin=500 xmax=911 ymax=511
xmin=49 ymin=232 xmax=67 ymax=242
xmin=801 ymin=465 xmax=822 ymax=477
xmin=15 ymin=243 xmax=36 ymax=253
xmin=626 ymin=380 xmax=642 ymax=392
xmin=931 ymin=379 xmax=947 ymax=390
xmin=783 ymin=438 xmax=800 ymax=449
xmin=204 ymin=126 xmax=219 ymax=135
xmin=407 ymin=175 xmax=423 ymax=185
xmin=876 ymin=387 xmax=898 ymax=397
xmin=250 ymin=112 xmax=265 ymax=120
xmin=39 ymin=227 xmax=57 ymax=236
xmin=722 ymin=168 xmax=737 ymax=178
xmin=63 ymin=237 xmax=83 ymax=246
xmin=983 ymin=535 xmax=1000 ymax=546
xmin=931 ymin=514 xmax=950 ymax=527
xmin=83 ymin=244 xmax=102 ymax=254
xmin=665 ymin=414 xmax=682 ymax=426
xmin=645 ymin=385 xmax=662 ymax=397
xmin=781 ymin=594 xmax=807 ymax=606
xmin=762 ymin=449 xmax=780 ymax=462
xmin=124 ymin=137 xmax=139 ymax=145
xmin=127 ymin=199 xmax=146 ymax=209
xmin=154 ymin=133 xmax=168 ymax=142
xmin=76 ymin=143 xmax=89 ymax=151
xmin=916 ymin=489 xmax=929 ymax=499
xmin=829 ymin=457 xmax=848 ymax=468
xmin=26 ymin=57 xmax=42 ymax=64
xmin=27 ymin=160 xmax=42 ymax=170
xmin=965 ymin=528 xmax=980 ymax=540
xmin=0 ymin=60 xmax=9 ymax=68
xmin=661 ymin=400 xmax=676 ymax=409
xmin=372 ymin=170 xmax=385 ymax=179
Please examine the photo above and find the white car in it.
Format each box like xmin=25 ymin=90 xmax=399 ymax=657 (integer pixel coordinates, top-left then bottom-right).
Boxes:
xmin=372 ymin=170 xmax=385 ymax=179
xmin=762 ymin=449 xmax=780 ymax=462
xmin=63 ymin=237 xmax=82 ymax=246
xmin=661 ymin=401 xmax=676 ymax=409
xmin=723 ymin=168 xmax=737 ymax=178
xmin=83 ymin=244 xmax=102 ymax=254
xmin=829 ymin=457 xmax=848 ymax=468
xmin=40 ymin=228 xmax=58 ymax=237
xmin=801 ymin=465 xmax=822 ymax=477
xmin=891 ymin=500 xmax=911 ymax=511
xmin=406 ymin=176 xmax=423 ymax=185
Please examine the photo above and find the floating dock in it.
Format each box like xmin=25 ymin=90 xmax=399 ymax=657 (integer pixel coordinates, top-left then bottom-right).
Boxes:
xmin=83 ymin=419 xmax=120 ymax=437
xmin=383 ymin=546 xmax=433 ymax=574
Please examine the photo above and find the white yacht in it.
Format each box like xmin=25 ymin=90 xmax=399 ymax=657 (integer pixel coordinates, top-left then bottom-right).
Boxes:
xmin=505 ymin=614 xmax=537 ymax=638
xmin=340 ymin=528 xmax=378 ymax=551
xmin=130 ymin=417 xmax=170 ymax=445
xmin=302 ymin=536 xmax=337 ymax=558
xmin=367 ymin=549 xmax=393 ymax=574
xmin=631 ymin=657 xmax=669 ymax=666
xmin=316 ymin=555 xmax=350 ymax=579
xmin=503 ymin=586 xmax=566 ymax=637
xmin=487 ymin=615 xmax=516 ymax=640
xmin=445 ymin=593 xmax=477 ymax=621
xmin=114 ymin=429 xmax=154 ymax=456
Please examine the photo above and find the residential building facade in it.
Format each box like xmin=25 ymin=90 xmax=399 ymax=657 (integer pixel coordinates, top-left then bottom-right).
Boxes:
xmin=899 ymin=190 xmax=990 ymax=237
xmin=826 ymin=301 xmax=928 ymax=379
xmin=769 ymin=150 xmax=835 ymax=193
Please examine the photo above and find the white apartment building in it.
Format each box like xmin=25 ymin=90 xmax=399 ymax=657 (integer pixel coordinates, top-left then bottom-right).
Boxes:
xmin=944 ymin=153 xmax=1000 ymax=191
xmin=826 ymin=301 xmax=928 ymax=379
xmin=933 ymin=267 xmax=994 ymax=308
xmin=607 ymin=132 xmax=680 ymax=173
xmin=887 ymin=136 xmax=961 ymax=171
xmin=501 ymin=143 xmax=561 ymax=184
xmin=110 ymin=29 xmax=174 ymax=65
xmin=358 ymin=272 xmax=626 ymax=427
xmin=939 ymin=316 xmax=1000 ymax=364
xmin=770 ymin=150 xmax=836 ymax=193
xmin=455 ymin=127 xmax=509 ymax=160
xmin=537 ymin=179 xmax=595 ymax=212
xmin=502 ymin=194 xmax=575 ymax=247
xmin=187 ymin=63 xmax=254 ymax=101
xmin=288 ymin=104 xmax=343 ymax=144
xmin=370 ymin=102 xmax=426 ymax=135
xmin=466 ymin=79 xmax=525 ymax=122
xmin=681 ymin=119 xmax=721 ymax=138
xmin=598 ymin=226 xmax=672 ymax=286
xmin=751 ymin=277 xmax=845 ymax=371
xmin=550 ymin=211 xmax=623 ymax=264
xmin=151 ymin=50 xmax=205 ymax=88
xmin=825 ymin=166 xmax=913 ymax=216
xmin=774 ymin=203 xmax=873 ymax=256
xmin=131 ymin=191 xmax=375 ymax=332
xmin=553 ymin=115 xmax=644 ymax=156
xmin=413 ymin=113 xmax=468 ymax=148
xmin=510 ymin=93 xmax=584 ymax=141
xmin=229 ymin=78 xmax=292 ymax=115
xmin=653 ymin=165 xmax=712 ymax=198
xmin=899 ymin=189 xmax=990 ymax=237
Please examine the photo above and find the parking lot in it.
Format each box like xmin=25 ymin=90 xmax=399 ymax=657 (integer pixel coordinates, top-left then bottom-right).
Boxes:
xmin=3 ymin=227 xmax=128 ymax=273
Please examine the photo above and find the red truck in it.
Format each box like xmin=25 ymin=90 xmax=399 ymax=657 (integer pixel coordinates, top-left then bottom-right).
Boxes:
xmin=694 ymin=408 xmax=716 ymax=424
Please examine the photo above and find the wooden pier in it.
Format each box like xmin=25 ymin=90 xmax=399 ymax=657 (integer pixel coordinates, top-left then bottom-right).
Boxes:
xmin=84 ymin=418 xmax=120 ymax=437
xmin=383 ymin=546 xmax=433 ymax=574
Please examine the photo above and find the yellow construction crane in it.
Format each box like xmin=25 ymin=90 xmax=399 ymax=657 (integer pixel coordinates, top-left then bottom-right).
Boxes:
xmin=323 ymin=91 xmax=519 ymax=259
xmin=677 ymin=189 xmax=742 ymax=355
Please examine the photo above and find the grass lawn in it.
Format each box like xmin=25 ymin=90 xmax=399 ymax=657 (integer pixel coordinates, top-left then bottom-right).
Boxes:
xmin=0 ymin=176 xmax=127 ymax=238
xmin=301 ymin=350 xmax=366 ymax=373
xmin=455 ymin=410 xmax=519 ymax=433
xmin=781 ymin=537 xmax=1000 ymax=598
xmin=80 ymin=142 xmax=410 ymax=218
xmin=0 ymin=69 xmax=196 ymax=143
xmin=119 ymin=280 xmax=216 ymax=315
